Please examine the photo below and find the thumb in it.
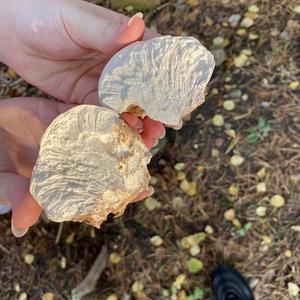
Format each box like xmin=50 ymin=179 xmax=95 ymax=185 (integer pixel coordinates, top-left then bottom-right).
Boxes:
xmin=66 ymin=3 xmax=146 ymax=54
xmin=0 ymin=173 xmax=42 ymax=237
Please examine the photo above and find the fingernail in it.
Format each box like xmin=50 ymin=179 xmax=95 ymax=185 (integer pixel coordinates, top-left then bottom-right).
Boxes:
xmin=159 ymin=127 xmax=166 ymax=139
xmin=11 ymin=223 xmax=29 ymax=238
xmin=127 ymin=12 xmax=144 ymax=27
xmin=147 ymin=186 xmax=155 ymax=196
xmin=153 ymin=138 xmax=159 ymax=147
xmin=136 ymin=119 xmax=143 ymax=133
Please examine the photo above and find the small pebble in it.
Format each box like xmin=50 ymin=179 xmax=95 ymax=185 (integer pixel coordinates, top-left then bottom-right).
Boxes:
xmin=262 ymin=235 xmax=272 ymax=244
xmin=189 ymin=245 xmax=201 ymax=256
xmin=230 ymin=89 xmax=242 ymax=98
xmin=241 ymin=94 xmax=249 ymax=101
xmin=291 ymin=225 xmax=300 ymax=232
xmin=234 ymin=54 xmax=248 ymax=67
xmin=257 ymin=167 xmax=266 ymax=178
xmin=224 ymin=209 xmax=236 ymax=221
xmin=289 ymin=81 xmax=299 ymax=90
xmin=230 ymin=155 xmax=245 ymax=167
xmin=90 ymin=228 xmax=96 ymax=238
xmin=66 ymin=232 xmax=75 ymax=244
xmin=132 ymin=281 xmax=144 ymax=293
xmin=256 ymin=206 xmax=267 ymax=217
xmin=150 ymin=176 xmax=158 ymax=185
xmin=61 ymin=256 xmax=67 ymax=269
xmin=225 ymin=129 xmax=236 ymax=138
xmin=109 ymin=253 xmax=121 ymax=264
xmin=211 ymin=88 xmax=219 ymax=95
xmin=175 ymin=162 xmax=186 ymax=171
xmin=144 ymin=197 xmax=161 ymax=210
xmin=232 ymin=218 xmax=242 ymax=228
xmin=244 ymin=11 xmax=257 ymax=20
xmin=293 ymin=5 xmax=300 ymax=14
xmin=211 ymin=148 xmax=220 ymax=157
xmin=180 ymin=237 xmax=191 ymax=249
xmin=15 ymin=284 xmax=21 ymax=293
xmin=205 ymin=225 xmax=214 ymax=234
xmin=228 ymin=14 xmax=241 ymax=27
xmin=285 ymin=250 xmax=292 ymax=257
xmin=19 ymin=293 xmax=28 ymax=300
xmin=212 ymin=114 xmax=224 ymax=126
xmin=172 ymin=196 xmax=184 ymax=209
xmin=249 ymin=32 xmax=259 ymax=40
xmin=213 ymin=36 xmax=224 ymax=47
xmin=150 ymin=235 xmax=163 ymax=247
xmin=176 ymin=171 xmax=186 ymax=181
xmin=256 ymin=182 xmax=267 ymax=193
xmin=288 ymin=282 xmax=299 ymax=297
xmin=240 ymin=17 xmax=254 ymax=28
xmin=270 ymin=194 xmax=285 ymax=208
xmin=241 ymin=49 xmax=252 ymax=56
xmin=236 ymin=28 xmax=247 ymax=36
xmin=175 ymin=274 xmax=186 ymax=287
xmin=248 ymin=5 xmax=259 ymax=13
xmin=223 ymin=100 xmax=235 ymax=111
xmin=271 ymin=28 xmax=279 ymax=36
xmin=180 ymin=180 xmax=197 ymax=196
xmin=249 ymin=277 xmax=260 ymax=288
xmin=228 ymin=185 xmax=239 ymax=198
xmin=42 ymin=293 xmax=55 ymax=300
xmin=106 ymin=294 xmax=118 ymax=300
xmin=24 ymin=254 xmax=35 ymax=265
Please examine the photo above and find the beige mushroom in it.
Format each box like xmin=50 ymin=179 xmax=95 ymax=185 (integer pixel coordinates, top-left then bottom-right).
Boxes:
xmin=30 ymin=105 xmax=151 ymax=228
xmin=99 ymin=36 xmax=215 ymax=129
xmin=30 ymin=36 xmax=215 ymax=228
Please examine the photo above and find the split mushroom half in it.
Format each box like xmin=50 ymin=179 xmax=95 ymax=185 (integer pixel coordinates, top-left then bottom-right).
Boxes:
xmin=30 ymin=106 xmax=151 ymax=228
xmin=99 ymin=36 xmax=215 ymax=129
xmin=30 ymin=35 xmax=215 ymax=227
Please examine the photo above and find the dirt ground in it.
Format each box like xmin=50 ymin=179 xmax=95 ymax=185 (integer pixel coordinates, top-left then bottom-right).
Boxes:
xmin=0 ymin=0 xmax=299 ymax=299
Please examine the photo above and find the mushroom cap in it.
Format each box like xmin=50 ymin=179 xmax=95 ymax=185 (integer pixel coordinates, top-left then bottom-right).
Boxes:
xmin=99 ymin=36 xmax=215 ymax=129
xmin=30 ymin=105 xmax=152 ymax=228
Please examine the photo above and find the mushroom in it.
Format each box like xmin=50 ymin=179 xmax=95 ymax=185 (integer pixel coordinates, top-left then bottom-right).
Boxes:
xmin=30 ymin=35 xmax=215 ymax=228
xmin=99 ymin=36 xmax=215 ymax=129
xmin=30 ymin=105 xmax=151 ymax=228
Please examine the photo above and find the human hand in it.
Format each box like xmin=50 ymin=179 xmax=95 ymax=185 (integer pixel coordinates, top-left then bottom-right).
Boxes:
xmin=0 ymin=0 xmax=165 ymax=236
xmin=1 ymin=0 xmax=157 ymax=105
xmin=0 ymin=98 xmax=164 ymax=237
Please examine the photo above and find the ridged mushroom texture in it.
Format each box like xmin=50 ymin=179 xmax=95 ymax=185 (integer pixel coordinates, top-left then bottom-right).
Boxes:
xmin=30 ymin=35 xmax=215 ymax=228
xmin=30 ymin=105 xmax=152 ymax=228
xmin=99 ymin=36 xmax=215 ymax=129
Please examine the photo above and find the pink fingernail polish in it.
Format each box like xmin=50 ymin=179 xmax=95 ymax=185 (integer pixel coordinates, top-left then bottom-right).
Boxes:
xmin=127 ymin=12 xmax=144 ymax=27
xmin=11 ymin=223 xmax=29 ymax=238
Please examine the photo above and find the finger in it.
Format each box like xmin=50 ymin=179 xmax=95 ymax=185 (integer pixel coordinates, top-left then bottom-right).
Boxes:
xmin=121 ymin=112 xmax=143 ymax=133
xmin=140 ymin=132 xmax=157 ymax=149
xmin=142 ymin=117 xmax=165 ymax=139
xmin=68 ymin=3 xmax=146 ymax=54
xmin=115 ymin=13 xmax=145 ymax=50
xmin=131 ymin=187 xmax=154 ymax=203
xmin=0 ymin=173 xmax=42 ymax=236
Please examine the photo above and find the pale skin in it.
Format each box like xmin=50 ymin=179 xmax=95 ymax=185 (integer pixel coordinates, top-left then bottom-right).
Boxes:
xmin=0 ymin=0 xmax=165 ymax=236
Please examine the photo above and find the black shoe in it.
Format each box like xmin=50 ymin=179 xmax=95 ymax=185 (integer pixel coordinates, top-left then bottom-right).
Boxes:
xmin=211 ymin=266 xmax=255 ymax=300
